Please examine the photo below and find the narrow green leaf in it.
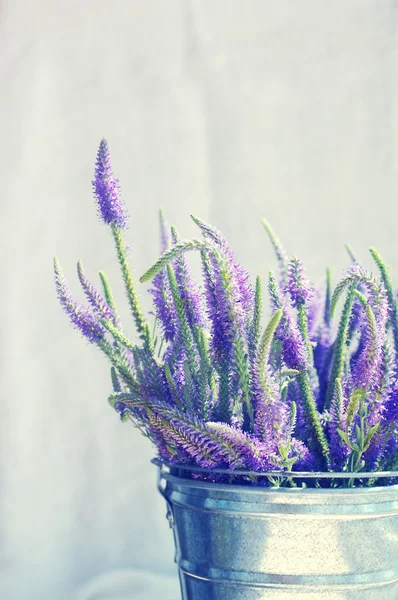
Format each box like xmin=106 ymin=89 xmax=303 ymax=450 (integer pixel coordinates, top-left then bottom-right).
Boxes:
xmin=369 ymin=247 xmax=398 ymax=356
xmin=257 ymin=309 xmax=283 ymax=371
xmin=261 ymin=219 xmax=289 ymax=280
xmin=345 ymin=244 xmax=357 ymax=263
xmin=325 ymin=285 xmax=356 ymax=409
xmin=99 ymin=271 xmax=118 ymax=315
xmin=363 ymin=423 xmax=380 ymax=452
xmin=140 ymin=239 xmax=204 ymax=282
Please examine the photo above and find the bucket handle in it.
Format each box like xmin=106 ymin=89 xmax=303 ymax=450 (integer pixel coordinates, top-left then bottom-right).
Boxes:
xmin=157 ymin=464 xmax=175 ymax=529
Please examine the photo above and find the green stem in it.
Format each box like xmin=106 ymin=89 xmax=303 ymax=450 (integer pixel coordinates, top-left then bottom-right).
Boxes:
xmin=297 ymin=304 xmax=314 ymax=365
xmin=98 ymin=339 xmax=138 ymax=392
xmin=325 ymin=286 xmax=356 ymax=410
xmin=298 ymin=371 xmax=330 ymax=468
xmin=112 ymin=225 xmax=149 ymax=344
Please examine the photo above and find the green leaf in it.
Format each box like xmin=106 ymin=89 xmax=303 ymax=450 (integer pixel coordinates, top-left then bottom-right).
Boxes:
xmin=257 ymin=309 xmax=283 ymax=371
xmin=363 ymin=423 xmax=380 ymax=452
xmin=337 ymin=428 xmax=352 ymax=447
xmin=140 ymin=239 xmax=204 ymax=282
xmin=289 ymin=400 xmax=297 ymax=430
xmin=110 ymin=366 xmax=122 ymax=393
xmin=345 ymin=244 xmax=357 ymax=263
xmin=369 ymin=247 xmax=398 ymax=356
xmin=325 ymin=285 xmax=356 ymax=409
xmin=261 ymin=219 xmax=289 ymax=280
xmin=99 ymin=270 xmax=118 ymax=315
xmin=278 ymin=445 xmax=289 ymax=460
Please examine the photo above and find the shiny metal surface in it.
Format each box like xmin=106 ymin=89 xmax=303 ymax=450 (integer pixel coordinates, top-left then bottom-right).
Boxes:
xmin=156 ymin=463 xmax=398 ymax=599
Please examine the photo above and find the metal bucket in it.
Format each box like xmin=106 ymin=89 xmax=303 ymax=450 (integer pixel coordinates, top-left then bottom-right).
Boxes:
xmin=155 ymin=461 xmax=398 ymax=600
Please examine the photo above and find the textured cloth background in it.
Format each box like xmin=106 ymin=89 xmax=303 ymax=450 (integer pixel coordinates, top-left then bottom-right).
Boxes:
xmin=2 ymin=1 xmax=398 ymax=598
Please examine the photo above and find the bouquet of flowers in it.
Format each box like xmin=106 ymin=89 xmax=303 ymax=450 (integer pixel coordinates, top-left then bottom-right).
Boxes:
xmin=54 ymin=139 xmax=398 ymax=487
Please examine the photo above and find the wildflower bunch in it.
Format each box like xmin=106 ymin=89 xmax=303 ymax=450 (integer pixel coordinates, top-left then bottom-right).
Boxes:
xmin=54 ymin=140 xmax=398 ymax=487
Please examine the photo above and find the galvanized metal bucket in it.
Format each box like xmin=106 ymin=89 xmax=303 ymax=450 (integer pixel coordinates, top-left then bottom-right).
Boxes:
xmin=154 ymin=461 xmax=398 ymax=600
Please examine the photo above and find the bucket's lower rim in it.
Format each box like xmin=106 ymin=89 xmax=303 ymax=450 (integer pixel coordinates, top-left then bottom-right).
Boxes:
xmin=153 ymin=458 xmax=398 ymax=493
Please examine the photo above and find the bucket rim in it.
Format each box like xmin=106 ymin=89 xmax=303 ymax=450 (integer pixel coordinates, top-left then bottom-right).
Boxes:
xmin=152 ymin=459 xmax=398 ymax=494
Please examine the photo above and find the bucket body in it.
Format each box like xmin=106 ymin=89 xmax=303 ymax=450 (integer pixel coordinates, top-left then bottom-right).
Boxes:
xmin=157 ymin=466 xmax=398 ymax=599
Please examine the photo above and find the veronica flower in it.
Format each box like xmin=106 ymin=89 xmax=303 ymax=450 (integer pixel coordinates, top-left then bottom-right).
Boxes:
xmin=77 ymin=260 xmax=117 ymax=322
xmin=327 ymin=379 xmax=350 ymax=470
xmin=54 ymin=258 xmax=105 ymax=343
xmin=147 ymin=213 xmax=177 ymax=343
xmin=348 ymin=273 xmax=389 ymax=392
xmin=268 ymin=271 xmax=308 ymax=371
xmin=307 ymin=285 xmax=325 ymax=340
xmin=206 ymin=422 xmax=275 ymax=470
xmin=251 ymin=363 xmax=289 ymax=454
xmin=56 ymin=142 xmax=398 ymax=487
xmin=287 ymin=257 xmax=314 ymax=308
xmin=290 ymin=438 xmax=318 ymax=471
xmin=171 ymin=226 xmax=205 ymax=330
xmin=191 ymin=214 xmax=254 ymax=314
xmin=92 ymin=138 xmax=128 ymax=229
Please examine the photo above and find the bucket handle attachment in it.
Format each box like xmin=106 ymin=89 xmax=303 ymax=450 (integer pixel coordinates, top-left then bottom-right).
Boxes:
xmin=157 ymin=463 xmax=175 ymax=529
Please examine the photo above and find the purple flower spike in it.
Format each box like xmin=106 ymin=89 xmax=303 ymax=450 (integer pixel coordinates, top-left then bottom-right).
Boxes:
xmin=171 ymin=226 xmax=205 ymax=330
xmin=347 ymin=267 xmax=389 ymax=391
xmin=54 ymin=259 xmax=105 ymax=343
xmin=287 ymin=257 xmax=314 ymax=308
xmin=92 ymin=139 xmax=128 ymax=229
xmin=191 ymin=215 xmax=254 ymax=314
xmin=290 ymin=438 xmax=319 ymax=471
xmin=77 ymin=260 xmax=117 ymax=323
xmin=149 ymin=214 xmax=177 ymax=342
xmin=159 ymin=210 xmax=171 ymax=253
xmin=150 ymin=272 xmax=177 ymax=342
xmin=268 ymin=271 xmax=308 ymax=371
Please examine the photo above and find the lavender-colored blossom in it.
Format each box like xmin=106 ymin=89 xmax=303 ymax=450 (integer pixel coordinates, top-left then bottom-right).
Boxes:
xmin=132 ymin=346 xmax=173 ymax=404
xmin=149 ymin=213 xmax=178 ymax=342
xmin=383 ymin=384 xmax=398 ymax=425
xmin=159 ymin=210 xmax=171 ymax=253
xmin=148 ymin=407 xmax=237 ymax=468
xmin=204 ymin=243 xmax=249 ymax=362
xmin=251 ymin=364 xmax=289 ymax=453
xmin=54 ymin=258 xmax=105 ymax=343
xmin=206 ymin=422 xmax=275 ymax=470
xmin=349 ymin=269 xmax=389 ymax=391
xmin=307 ymin=285 xmax=325 ymax=340
xmin=56 ymin=142 xmax=398 ymax=486
xmin=77 ymin=260 xmax=117 ymax=322
xmin=314 ymin=323 xmax=334 ymax=410
xmin=92 ymin=138 xmax=128 ymax=229
xmin=327 ymin=384 xmax=350 ymax=470
xmin=192 ymin=215 xmax=254 ymax=314
xmin=114 ymin=401 xmax=129 ymax=420
xmin=171 ymin=227 xmax=205 ymax=330
xmin=287 ymin=257 xmax=314 ymax=308
xmin=290 ymin=438 xmax=319 ymax=471
xmin=149 ymin=271 xmax=177 ymax=342
xmin=347 ymin=287 xmax=366 ymax=342
xmin=269 ymin=274 xmax=308 ymax=371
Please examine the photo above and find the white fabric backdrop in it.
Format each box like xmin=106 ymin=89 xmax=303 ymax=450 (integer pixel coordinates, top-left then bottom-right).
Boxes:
xmin=2 ymin=1 xmax=398 ymax=598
